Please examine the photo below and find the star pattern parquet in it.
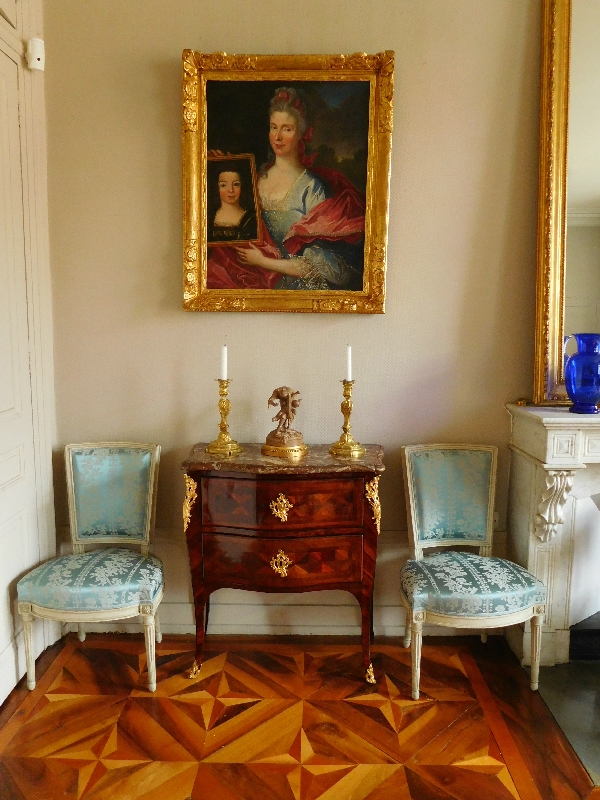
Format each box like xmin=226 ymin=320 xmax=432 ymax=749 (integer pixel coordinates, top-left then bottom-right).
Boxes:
xmin=0 ymin=635 xmax=595 ymax=800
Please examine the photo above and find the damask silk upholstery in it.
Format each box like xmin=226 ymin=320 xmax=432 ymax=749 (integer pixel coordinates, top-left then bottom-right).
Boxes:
xmin=17 ymin=548 xmax=163 ymax=611
xmin=71 ymin=447 xmax=152 ymax=540
xmin=400 ymin=552 xmax=546 ymax=616
xmin=407 ymin=449 xmax=493 ymax=543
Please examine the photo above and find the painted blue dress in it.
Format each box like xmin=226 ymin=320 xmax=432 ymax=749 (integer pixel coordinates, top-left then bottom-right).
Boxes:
xmin=259 ymin=170 xmax=361 ymax=290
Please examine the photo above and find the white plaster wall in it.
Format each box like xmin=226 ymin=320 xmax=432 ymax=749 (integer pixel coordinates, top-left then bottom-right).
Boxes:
xmin=565 ymin=225 xmax=600 ymax=335
xmin=567 ymin=0 xmax=600 ymax=215
xmin=45 ymin=0 xmax=541 ymax=635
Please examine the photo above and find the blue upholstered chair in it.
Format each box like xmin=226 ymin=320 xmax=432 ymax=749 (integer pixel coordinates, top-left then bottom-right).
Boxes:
xmin=400 ymin=444 xmax=546 ymax=700
xmin=17 ymin=443 xmax=163 ymax=691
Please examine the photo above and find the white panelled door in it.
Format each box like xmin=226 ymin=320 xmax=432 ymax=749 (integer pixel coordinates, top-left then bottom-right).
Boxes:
xmin=0 ymin=43 xmax=42 ymax=698
xmin=0 ymin=0 xmax=16 ymax=28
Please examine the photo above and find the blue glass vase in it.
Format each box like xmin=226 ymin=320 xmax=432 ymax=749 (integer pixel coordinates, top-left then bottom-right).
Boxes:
xmin=564 ymin=333 xmax=600 ymax=414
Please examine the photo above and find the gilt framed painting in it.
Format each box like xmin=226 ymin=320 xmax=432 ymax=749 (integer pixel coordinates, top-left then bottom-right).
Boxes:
xmin=182 ymin=51 xmax=394 ymax=313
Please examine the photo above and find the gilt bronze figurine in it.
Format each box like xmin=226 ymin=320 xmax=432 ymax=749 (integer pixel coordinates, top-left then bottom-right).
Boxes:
xmin=262 ymin=386 xmax=308 ymax=459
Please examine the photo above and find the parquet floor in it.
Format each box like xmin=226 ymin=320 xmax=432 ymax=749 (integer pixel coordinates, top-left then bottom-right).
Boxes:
xmin=0 ymin=634 xmax=597 ymax=800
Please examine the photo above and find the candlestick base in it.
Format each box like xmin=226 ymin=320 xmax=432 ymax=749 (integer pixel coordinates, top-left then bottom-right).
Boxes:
xmin=205 ymin=379 xmax=242 ymax=458
xmin=205 ymin=438 xmax=243 ymax=457
xmin=329 ymin=379 xmax=365 ymax=458
xmin=330 ymin=437 xmax=366 ymax=458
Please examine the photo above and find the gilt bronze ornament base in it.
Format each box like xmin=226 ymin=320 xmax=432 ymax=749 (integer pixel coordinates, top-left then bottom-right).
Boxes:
xmin=262 ymin=429 xmax=308 ymax=460
xmin=187 ymin=660 xmax=201 ymax=679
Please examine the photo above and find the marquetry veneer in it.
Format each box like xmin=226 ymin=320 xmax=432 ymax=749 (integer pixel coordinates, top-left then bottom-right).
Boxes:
xmin=182 ymin=443 xmax=384 ymax=682
xmin=1 ymin=635 xmax=598 ymax=800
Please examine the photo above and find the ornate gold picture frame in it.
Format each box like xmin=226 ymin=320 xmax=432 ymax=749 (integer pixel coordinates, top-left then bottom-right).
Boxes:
xmin=533 ymin=0 xmax=570 ymax=403
xmin=182 ymin=51 xmax=394 ymax=313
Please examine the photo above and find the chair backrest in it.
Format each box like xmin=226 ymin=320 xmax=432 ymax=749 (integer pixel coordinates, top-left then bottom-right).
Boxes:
xmin=65 ymin=442 xmax=160 ymax=555
xmin=402 ymin=444 xmax=497 ymax=558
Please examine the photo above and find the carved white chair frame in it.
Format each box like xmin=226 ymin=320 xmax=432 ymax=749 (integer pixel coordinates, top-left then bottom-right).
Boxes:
xmin=18 ymin=592 xmax=163 ymax=692
xmin=400 ymin=444 xmax=546 ymax=700
xmin=18 ymin=442 xmax=163 ymax=692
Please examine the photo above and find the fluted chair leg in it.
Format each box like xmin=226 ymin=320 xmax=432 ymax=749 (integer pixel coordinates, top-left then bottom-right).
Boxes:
xmin=403 ymin=619 xmax=412 ymax=649
xmin=530 ymin=614 xmax=543 ymax=690
xmin=142 ymin=609 xmax=157 ymax=692
xmin=480 ymin=631 xmax=488 ymax=643
xmin=77 ymin=624 xmax=86 ymax=642
xmin=20 ymin=607 xmax=36 ymax=690
xmin=411 ymin=619 xmax=423 ymax=700
xmin=155 ymin=612 xmax=162 ymax=644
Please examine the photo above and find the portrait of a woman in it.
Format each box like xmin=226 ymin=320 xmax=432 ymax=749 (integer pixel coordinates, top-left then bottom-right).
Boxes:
xmin=207 ymin=161 xmax=258 ymax=244
xmin=207 ymin=86 xmax=366 ymax=291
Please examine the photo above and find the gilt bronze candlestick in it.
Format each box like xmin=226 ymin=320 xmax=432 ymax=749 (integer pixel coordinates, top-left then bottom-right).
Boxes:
xmin=205 ymin=379 xmax=242 ymax=457
xmin=330 ymin=380 xmax=365 ymax=458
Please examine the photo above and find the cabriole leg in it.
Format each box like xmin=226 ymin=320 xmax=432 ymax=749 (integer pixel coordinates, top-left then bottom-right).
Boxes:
xmin=411 ymin=617 xmax=423 ymax=701
xmin=530 ymin=612 xmax=543 ymax=691
xmin=188 ymin=590 xmax=208 ymax=679
xmin=359 ymin=591 xmax=375 ymax=684
xmin=141 ymin=606 xmax=157 ymax=692
xmin=19 ymin=603 xmax=36 ymax=690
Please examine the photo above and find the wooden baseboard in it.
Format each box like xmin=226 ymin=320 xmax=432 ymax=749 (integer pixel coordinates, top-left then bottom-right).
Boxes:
xmin=64 ymin=600 xmax=487 ymax=639
xmin=0 ymin=637 xmax=21 ymax=708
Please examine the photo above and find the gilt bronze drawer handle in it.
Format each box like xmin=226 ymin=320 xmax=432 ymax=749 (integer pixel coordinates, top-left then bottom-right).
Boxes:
xmin=270 ymin=550 xmax=293 ymax=577
xmin=269 ymin=493 xmax=293 ymax=522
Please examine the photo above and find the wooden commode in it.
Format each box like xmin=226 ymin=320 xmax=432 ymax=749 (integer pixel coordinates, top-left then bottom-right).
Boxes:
xmin=182 ymin=444 xmax=384 ymax=683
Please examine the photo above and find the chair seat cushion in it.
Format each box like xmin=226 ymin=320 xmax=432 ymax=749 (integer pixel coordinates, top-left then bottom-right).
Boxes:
xmin=400 ymin=552 xmax=546 ymax=617
xmin=17 ymin=548 xmax=163 ymax=611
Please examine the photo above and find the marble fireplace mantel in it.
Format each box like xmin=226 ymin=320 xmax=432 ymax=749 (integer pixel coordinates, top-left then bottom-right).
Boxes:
xmin=506 ymin=403 xmax=600 ymax=665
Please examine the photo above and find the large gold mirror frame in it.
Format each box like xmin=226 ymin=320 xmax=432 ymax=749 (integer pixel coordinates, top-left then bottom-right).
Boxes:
xmin=533 ymin=0 xmax=571 ymax=404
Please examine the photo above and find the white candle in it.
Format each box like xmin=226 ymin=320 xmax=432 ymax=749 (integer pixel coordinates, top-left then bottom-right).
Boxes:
xmin=346 ymin=345 xmax=352 ymax=382
xmin=220 ymin=344 xmax=228 ymax=380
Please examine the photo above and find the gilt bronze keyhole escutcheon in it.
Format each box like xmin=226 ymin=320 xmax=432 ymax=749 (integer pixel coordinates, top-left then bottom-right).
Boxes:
xmin=270 ymin=550 xmax=293 ymax=577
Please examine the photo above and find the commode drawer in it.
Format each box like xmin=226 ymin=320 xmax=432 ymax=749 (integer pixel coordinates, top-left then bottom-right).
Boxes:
xmin=202 ymin=533 xmax=363 ymax=588
xmin=201 ymin=476 xmax=363 ymax=531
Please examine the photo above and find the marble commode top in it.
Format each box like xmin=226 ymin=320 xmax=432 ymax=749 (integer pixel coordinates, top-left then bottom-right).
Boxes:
xmin=182 ymin=443 xmax=385 ymax=475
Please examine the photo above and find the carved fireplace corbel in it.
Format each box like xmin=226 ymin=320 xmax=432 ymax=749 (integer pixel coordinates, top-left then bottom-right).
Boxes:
xmin=534 ymin=469 xmax=577 ymax=542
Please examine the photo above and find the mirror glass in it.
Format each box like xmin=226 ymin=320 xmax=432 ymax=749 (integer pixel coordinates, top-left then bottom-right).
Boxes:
xmin=565 ymin=0 xmax=600 ymax=342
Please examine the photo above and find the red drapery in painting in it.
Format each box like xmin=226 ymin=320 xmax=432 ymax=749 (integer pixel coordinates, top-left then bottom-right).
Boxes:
xmin=206 ymin=168 xmax=365 ymax=290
